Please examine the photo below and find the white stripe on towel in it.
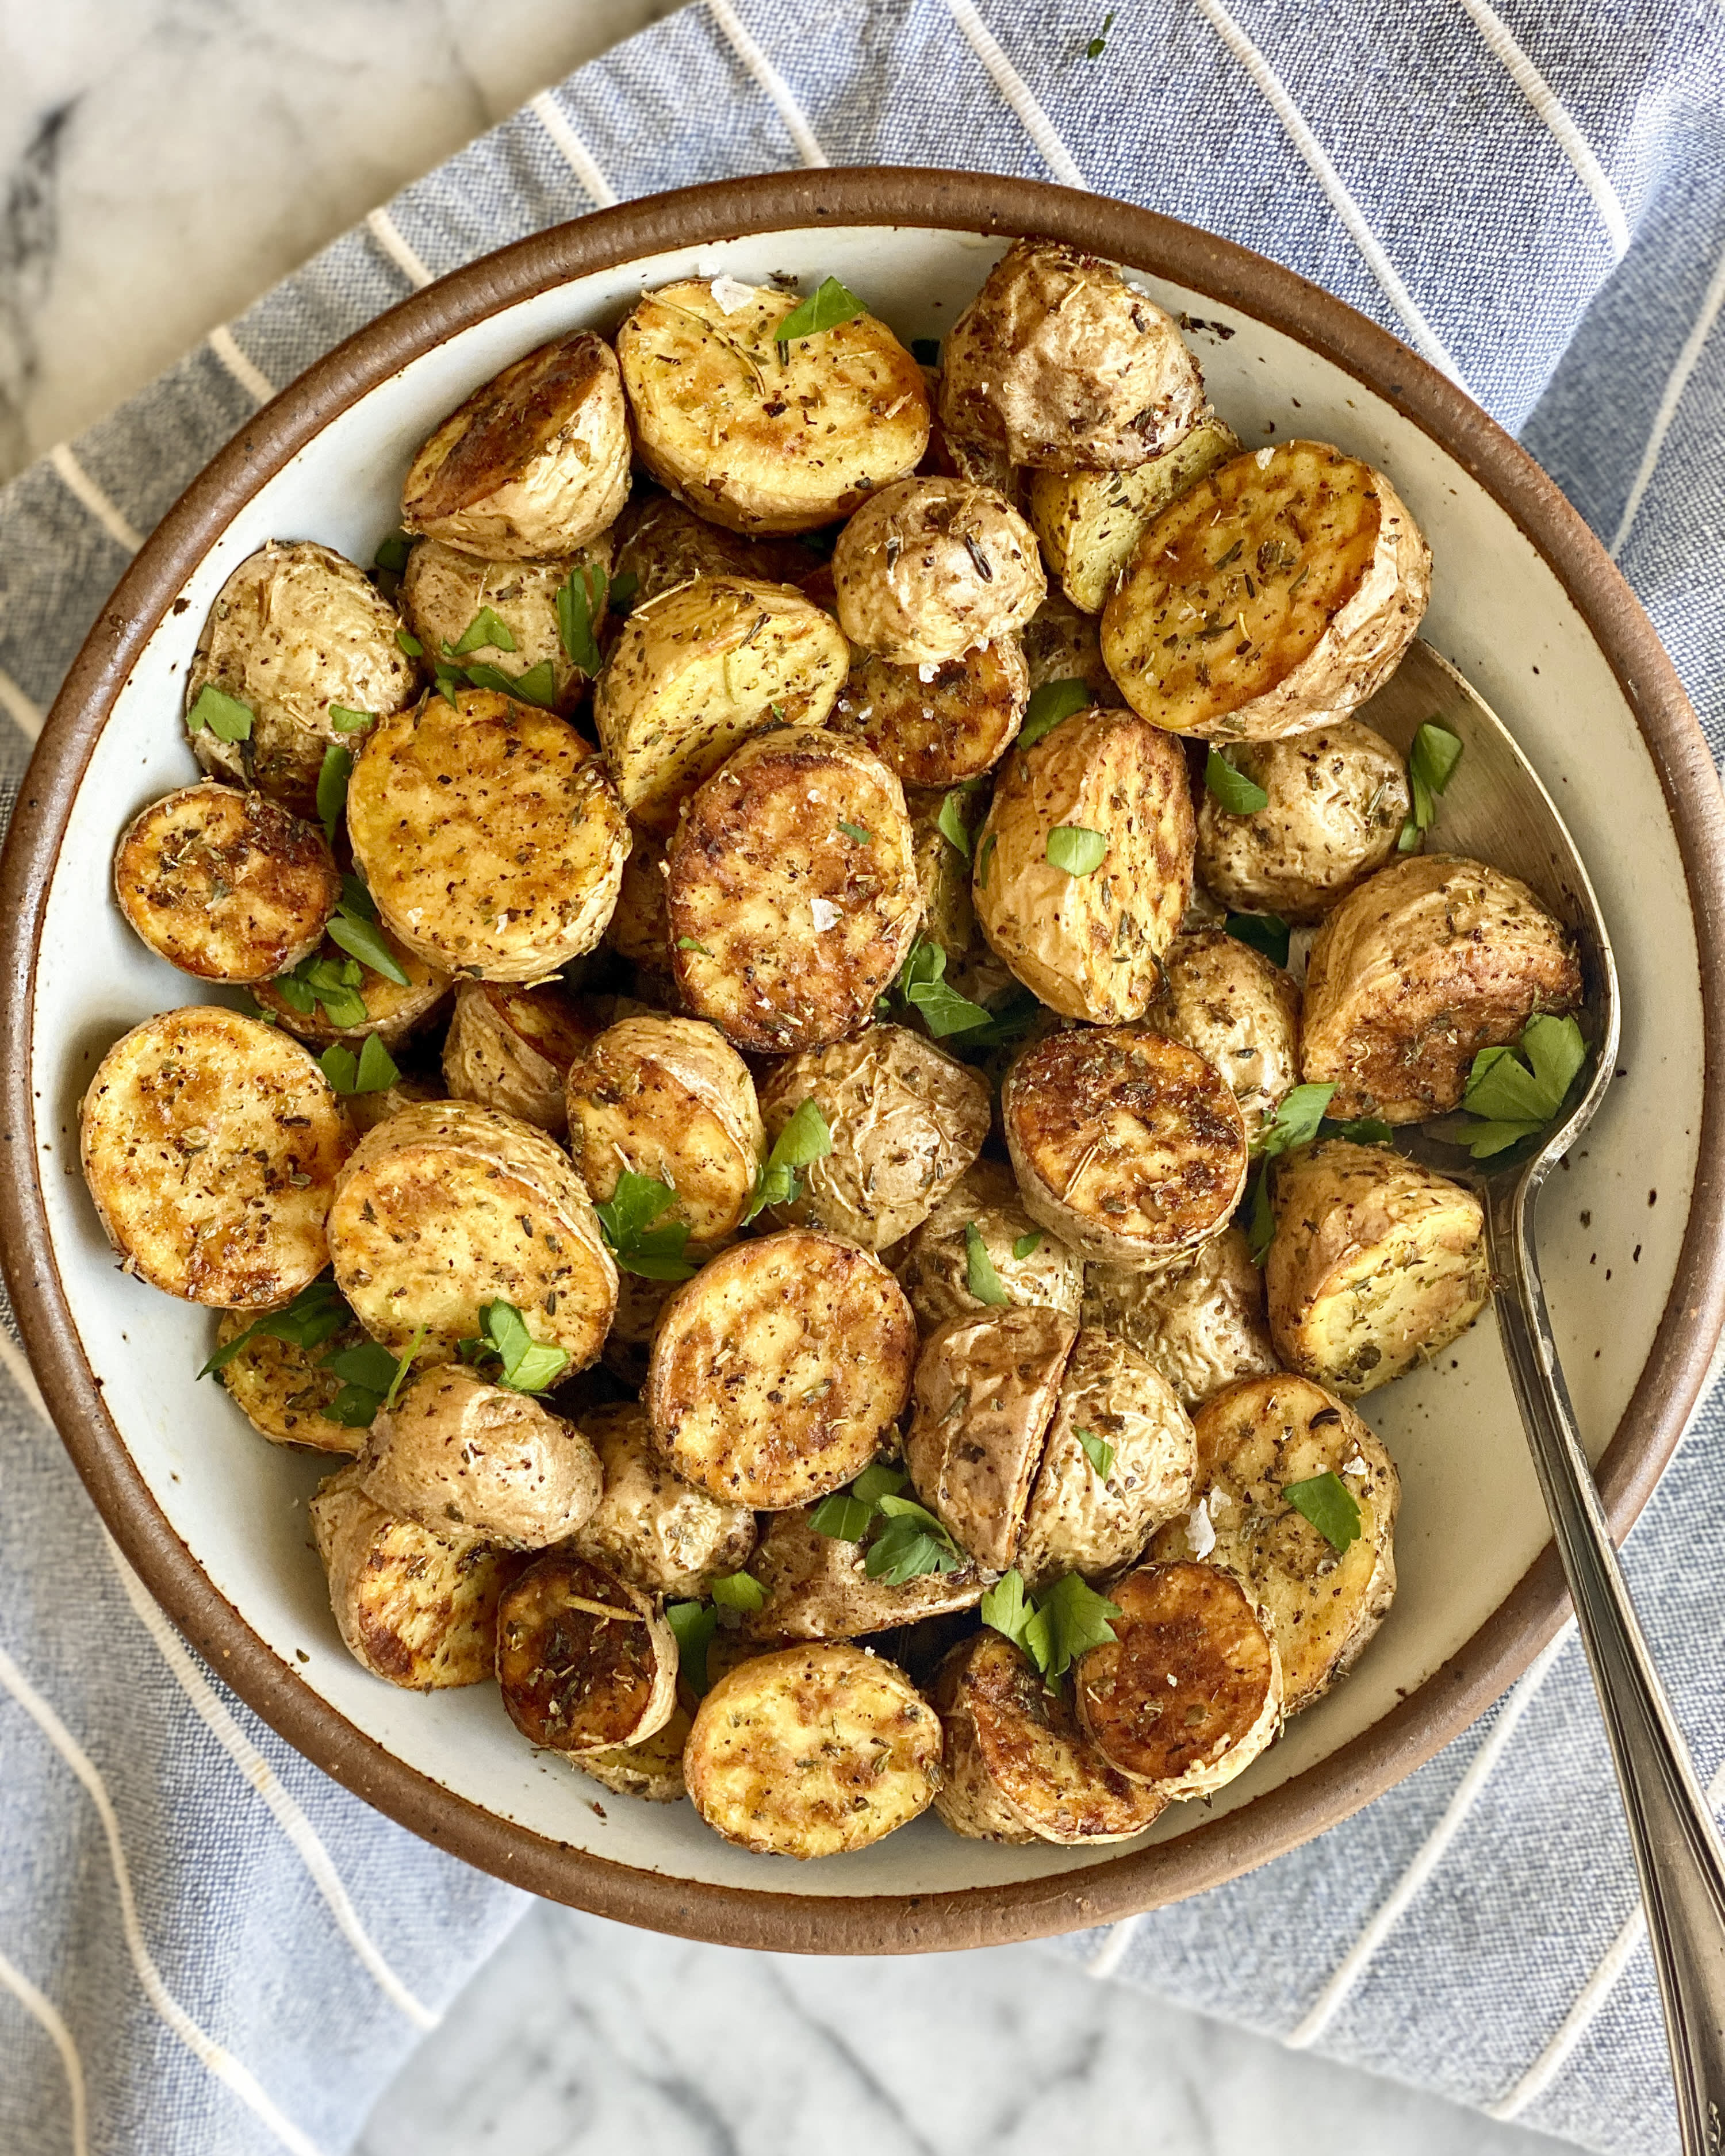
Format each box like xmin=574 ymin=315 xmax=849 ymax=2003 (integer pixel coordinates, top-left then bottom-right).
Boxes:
xmin=0 ymin=1640 xmax=325 ymax=2156
xmin=102 ymin=1534 xmax=439 ymax=2032
xmin=0 ymin=665 xmax=44 ymax=740
xmin=942 ymin=0 xmax=1088 ymax=190
xmin=0 ymin=1943 xmax=90 ymax=2156
xmin=706 ymin=1 xmax=830 ymax=168
xmin=528 ymin=90 xmax=619 ymax=206
xmin=1611 ymin=240 xmax=1725 ymax=557
xmin=366 ymin=206 xmax=434 ymax=290
xmin=207 ymin=324 xmax=274 ymax=405
xmin=47 ymin=444 xmax=144 ymax=554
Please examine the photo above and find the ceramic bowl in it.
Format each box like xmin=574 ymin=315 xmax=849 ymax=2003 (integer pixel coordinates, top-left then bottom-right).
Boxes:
xmin=5 ymin=170 xmax=1724 ymax=1952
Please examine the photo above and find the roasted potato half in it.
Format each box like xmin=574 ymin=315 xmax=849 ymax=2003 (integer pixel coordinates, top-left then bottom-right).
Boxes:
xmin=1301 ymin=853 xmax=1582 ymax=1121
xmin=1195 ymin=719 xmax=1410 ymax=921
xmin=327 ymin=1098 xmax=616 ymax=1363
xmin=1028 ymin=415 xmax=1240 ymax=613
xmin=442 ymin=977 xmax=596 ymax=1133
xmin=401 ymin=331 xmax=631 ymax=558
xmin=570 ymin=1400 xmax=757 ymax=1599
xmin=758 ymin=1025 xmax=990 ymax=1250
xmin=743 ymin=1506 xmax=986 ymax=1641
xmin=1151 ymin=929 xmax=1301 ymax=1144
xmin=666 ymin=726 xmax=921 ymax=1053
xmin=1266 ymin=1139 xmax=1488 ymax=1395
xmin=251 ymin=922 xmax=451 ymax=1049
xmin=1003 ymin=1026 xmax=1249 ymax=1265
xmin=891 ymin=1159 xmax=1085 ymax=1337
xmin=344 ymin=1075 xmax=442 ymax=1136
xmin=80 ymin=1007 xmax=351 ymax=1307
xmin=939 ymin=239 xmax=1206 ymax=469
xmin=684 ymin=1641 xmax=942 ymax=1858
xmin=1020 ymin=591 xmax=1123 ymax=707
xmin=1151 ymin=1372 xmax=1398 ymax=1712
xmin=593 ymin=576 xmax=849 ymax=834
xmin=832 ymin=477 xmax=1045 ymax=667
xmin=833 ymin=636 xmax=1029 ymax=788
xmin=647 ymin=1230 xmax=918 ymax=1509
xmin=974 ymin=707 xmax=1194 ymax=1023
xmin=400 ymin=536 xmax=612 ymax=713
xmin=213 ymin=1307 xmax=367 ymax=1453
xmin=610 ymin=490 xmax=813 ymax=609
xmin=496 ymin=1550 xmax=678 ymax=1753
xmin=573 ymin=1698 xmax=694 ymax=1805
xmin=1083 ymin=1227 xmax=1278 ymax=1409
xmin=604 ymin=823 xmax=671 ymax=970
xmin=616 ymin=277 xmax=929 ymax=534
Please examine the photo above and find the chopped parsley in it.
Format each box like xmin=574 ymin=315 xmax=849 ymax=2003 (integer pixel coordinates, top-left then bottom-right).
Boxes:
xmin=982 ymin=1568 xmax=1121 ymax=1688
xmin=1076 ymin=1429 xmax=1115 ymax=1479
xmin=315 ymin=744 xmax=352 ymax=845
xmin=1254 ymin=1081 xmax=1337 ymax=1161
xmin=936 ymin=789 xmax=973 ymax=860
xmin=186 ymin=685 xmax=254 ymax=743
xmin=666 ymin=1599 xmax=720 ymax=1694
xmin=709 ymin=1571 xmax=768 ymax=1613
xmin=461 ymin=1299 xmax=569 ymax=1394
xmin=1398 ymin=720 xmax=1465 ymax=852
xmin=964 ymin=1222 xmax=1010 ymax=1306
xmin=1450 ymin=1013 xmax=1587 ymax=1157
xmin=555 ymin=561 xmax=608 ymax=674
xmin=743 ymin=1096 xmax=832 ymax=1222
xmin=594 ymin=1169 xmax=700 ymax=1282
xmin=1205 ymin=746 xmax=1269 ymax=815
xmin=1013 ymin=1231 xmax=1044 ymax=1260
xmin=198 ymin=1275 xmax=348 ymax=1378
xmin=450 ymin=605 xmax=518 ymax=657
xmin=1285 ymin=1470 xmax=1362 ymax=1552
xmin=809 ymin=1463 xmax=967 ymax=1583
xmin=1046 ymin=824 xmax=1107 ymax=876
xmin=319 ymin=1033 xmax=400 ymax=1096
xmin=1017 ymin=677 xmax=1088 ymax=753
xmin=776 ymin=275 xmax=867 ymax=341
xmin=1224 ymin=911 xmax=1291 ymax=968
xmin=1084 ymin=8 xmax=1117 ymax=59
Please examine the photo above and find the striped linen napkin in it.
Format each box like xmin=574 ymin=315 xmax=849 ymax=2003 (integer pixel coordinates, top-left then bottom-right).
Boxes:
xmin=2 ymin=4 xmax=1723 ymax=2151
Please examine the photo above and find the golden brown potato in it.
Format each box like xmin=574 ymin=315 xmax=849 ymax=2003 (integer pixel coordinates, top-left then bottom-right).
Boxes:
xmin=1101 ymin=442 xmax=1431 ymax=742
xmin=400 ymin=536 xmax=613 ymax=713
xmin=310 ymin=1463 xmax=523 ymax=1690
xmin=616 ymin=277 xmax=929 ymax=534
xmin=346 ymin=688 xmax=628 ymax=983
xmin=327 ymin=1098 xmax=616 ymax=1363
xmin=1194 ymin=719 xmax=1410 ymax=921
xmin=251 ymin=922 xmax=451 ymax=1048
xmin=973 ymin=707 xmax=1194 ymax=1023
xmin=758 ymin=1026 xmax=990 ymax=1250
xmin=343 ymin=1075 xmax=442 ymax=1136
xmin=600 ymin=1268 xmax=678 ymax=1391
xmin=186 ymin=541 xmax=417 ymax=814
xmin=1301 ymin=853 xmax=1582 ymax=1121
xmin=1002 ymin=1026 xmax=1249 ymax=1265
xmin=1083 ymin=1227 xmax=1278 ymax=1409
xmin=1266 ymin=1140 xmax=1488 ymax=1395
xmin=1028 ymin=414 xmax=1240 ymax=613
xmin=684 ymin=1641 xmax=942 ymax=1857
xmin=593 ymin=576 xmax=849 ymax=834
xmin=80 ymin=1007 xmax=351 ymax=1308
xmin=832 ymin=636 xmax=1028 ymax=788
xmin=1020 ymin=590 xmax=1123 ymax=706
xmin=570 ymin=1400 xmax=757 ymax=1598
xmin=610 ymin=490 xmax=813 ymax=609
xmin=604 ymin=823 xmax=671 ymax=969
xmin=564 ymin=1014 xmax=765 ymax=1246
xmin=114 ymin=784 xmax=339 ymax=984
xmin=1151 ymin=1372 xmax=1398 ymax=1712
xmin=890 ymin=1158 xmax=1085 ymax=1337
xmin=939 ymin=239 xmax=1205 ymax=469
xmin=666 ymin=726 xmax=921 ymax=1053
xmin=646 ymin=1230 xmax=918 ymax=1510
xmin=831 ymin=477 xmax=1045 ymax=666
xmin=931 ymin=1631 xmax=1166 ymax=1845
xmin=496 ymin=1550 xmax=678 ymax=1752
xmin=572 ymin=1698 xmax=693 ymax=1804
xmin=743 ymin=1506 xmax=985 ymax=1641
xmin=213 ymin=1307 xmax=367 ymax=1453
xmin=1151 ymin=929 xmax=1301 ymax=1144
xmin=401 ymin=331 xmax=631 ymax=558
xmin=1074 ymin=1560 xmax=1282 ymax=1797
xmin=441 ymin=977 xmax=596 ymax=1133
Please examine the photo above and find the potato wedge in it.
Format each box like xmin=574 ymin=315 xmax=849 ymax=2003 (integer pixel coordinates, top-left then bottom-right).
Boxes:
xmin=496 ymin=1550 xmax=677 ymax=1752
xmin=1100 ymin=442 xmax=1432 ymax=741
xmin=665 ymin=726 xmax=921 ymax=1052
xmin=1301 ymin=853 xmax=1582 ymax=1121
xmin=833 ymin=636 xmax=1028 ymax=788
xmin=1151 ymin=928 xmax=1301 ymax=1144
xmin=570 ymin=1399 xmax=757 ymax=1598
xmin=1074 ymin=1560 xmax=1282 ymax=1797
xmin=891 ymin=1159 xmax=1085 ymax=1336
xmin=1020 ymin=591 xmax=1123 ymax=707
xmin=743 ymin=1506 xmax=985 ymax=1641
xmin=646 ymin=1230 xmax=917 ymax=1509
xmin=442 ymin=977 xmax=596 ymax=1133
xmin=400 ymin=535 xmax=613 ymax=713
xmin=80 ymin=1007 xmax=351 ymax=1307
xmin=973 ymin=707 xmax=1194 ymax=1023
xmin=684 ymin=1641 xmax=941 ymax=1857
xmin=572 ymin=1698 xmax=693 ymax=1804
xmin=1003 ymin=1026 xmax=1249 ymax=1265
xmin=213 ymin=1307 xmax=367 ymax=1453
xmin=1028 ymin=414 xmax=1240 ymax=613
xmin=610 ymin=490 xmax=814 ymax=609
xmin=327 ymin=1098 xmax=616 ymax=1363
xmin=616 ymin=278 xmax=929 ymax=534
xmin=604 ymin=822 xmax=671 ymax=970
xmin=832 ymin=477 xmax=1045 ymax=667
xmin=251 ymin=921 xmax=451 ymax=1048
xmin=1083 ymin=1227 xmax=1278 ymax=1409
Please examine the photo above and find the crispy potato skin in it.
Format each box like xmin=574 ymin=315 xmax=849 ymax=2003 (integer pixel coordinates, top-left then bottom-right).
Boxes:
xmin=1151 ymin=929 xmax=1301 ymax=1144
xmin=252 ymin=922 xmax=451 ymax=1047
xmin=605 ymin=822 xmax=672 ymax=970
xmin=833 ymin=635 xmax=1029 ymax=788
xmin=214 ymin=1309 xmax=367 ymax=1453
xmin=571 ymin=1401 xmax=757 ymax=1598
xmin=759 ymin=1026 xmax=990 ymax=1250
xmin=1151 ymin=1372 xmax=1398 ymax=1712
xmin=975 ymin=708 xmax=1194 ymax=1022
xmin=647 ymin=1230 xmax=918 ymax=1509
xmin=1101 ymin=443 xmax=1431 ymax=741
xmin=1075 ymin=1560 xmax=1282 ymax=1797
xmin=744 ymin=1506 xmax=985 ymax=1641
xmin=401 ymin=536 xmax=612 ymax=713
xmin=833 ymin=477 xmax=1045 ymax=667
xmin=1083 ymin=1227 xmax=1277 ymax=1409
xmin=80 ymin=1007 xmax=351 ymax=1308
xmin=1301 ymin=853 xmax=1582 ymax=1121
xmin=1003 ymin=1026 xmax=1249 ymax=1265
xmin=1028 ymin=415 xmax=1240 ymax=613
xmin=931 ymin=1632 xmax=1165 ymax=1844
xmin=891 ymin=1158 xmax=1085 ymax=1337
xmin=1266 ymin=1140 xmax=1488 ymax=1395
xmin=666 ymin=726 xmax=921 ymax=1053
xmin=1021 ymin=591 xmax=1124 ymax=707
xmin=327 ymin=1098 xmax=617 ymax=1363
xmin=1195 ymin=719 xmax=1410 ymax=921
xmin=940 ymin=240 xmax=1206 ymax=470
xmin=401 ymin=331 xmax=631 ymax=557
xmin=442 ymin=977 xmax=596 ymax=1133
xmin=114 ymin=784 xmax=339 ymax=983
xmin=611 ymin=490 xmax=814 ymax=609
xmin=617 ymin=279 xmax=929 ymax=534
xmin=684 ymin=1641 xmax=942 ymax=1858
xmin=496 ymin=1550 xmax=677 ymax=1752
xmin=573 ymin=1697 xmax=694 ymax=1804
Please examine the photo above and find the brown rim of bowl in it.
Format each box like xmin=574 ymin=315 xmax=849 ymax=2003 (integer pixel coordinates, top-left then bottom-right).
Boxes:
xmin=4 ymin=168 xmax=1724 ymax=1955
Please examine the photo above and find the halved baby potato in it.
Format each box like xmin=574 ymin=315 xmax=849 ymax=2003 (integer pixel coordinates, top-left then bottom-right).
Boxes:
xmin=572 ymin=1698 xmax=695 ymax=1805
xmin=1021 ymin=591 xmax=1124 ymax=707
xmin=1028 ymin=413 xmax=1240 ymax=613
xmin=832 ymin=635 xmax=1028 ymax=788
xmin=570 ymin=1399 xmax=757 ymax=1599
xmin=344 ymin=1076 xmax=442 ymax=1136
xmin=610 ymin=490 xmax=814 ymax=609
xmin=743 ymin=1506 xmax=986 ymax=1641
xmin=400 ymin=535 xmax=613 ymax=713
xmin=442 ymin=977 xmax=596 ymax=1133
xmin=1101 ymin=442 xmax=1432 ymax=741
xmin=1151 ymin=928 xmax=1301 ymax=1144
xmin=832 ymin=477 xmax=1045 ymax=667
xmin=496 ymin=1549 xmax=677 ymax=1753
xmin=1083 ymin=1226 xmax=1278 ymax=1410
xmin=251 ymin=921 xmax=451 ymax=1048
xmin=213 ymin=1305 xmax=367 ymax=1453
xmin=891 ymin=1158 xmax=1086 ymax=1337
xmin=604 ymin=823 xmax=671 ymax=970
xmin=80 ymin=1007 xmax=351 ymax=1307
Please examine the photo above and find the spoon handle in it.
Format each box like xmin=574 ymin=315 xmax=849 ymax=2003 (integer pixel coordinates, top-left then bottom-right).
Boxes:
xmin=1488 ymin=1176 xmax=1725 ymax=2154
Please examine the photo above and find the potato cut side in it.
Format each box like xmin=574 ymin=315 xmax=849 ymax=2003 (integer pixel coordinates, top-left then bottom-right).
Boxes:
xmin=646 ymin=1230 xmax=917 ymax=1509
xmin=1101 ymin=442 xmax=1431 ymax=741
xmin=685 ymin=1641 xmax=942 ymax=1858
xmin=214 ymin=1308 xmax=367 ymax=1454
xmin=327 ymin=1098 xmax=616 ymax=1363
xmin=347 ymin=688 xmax=628 ymax=983
xmin=743 ymin=1506 xmax=985 ymax=1641
xmin=833 ymin=635 xmax=1028 ymax=789
xmin=252 ymin=920 xmax=450 ymax=1047
xmin=401 ymin=535 xmax=613 ymax=713
xmin=80 ymin=1007 xmax=351 ymax=1307
xmin=605 ymin=822 xmax=671 ymax=969
xmin=1151 ymin=928 xmax=1302 ymax=1145
xmin=442 ymin=977 xmax=596 ymax=1133
xmin=496 ymin=1550 xmax=677 ymax=1752
xmin=1028 ymin=414 xmax=1240 ymax=613
xmin=666 ymin=726 xmax=921 ymax=1053
xmin=570 ymin=1400 xmax=757 ymax=1599
xmin=611 ymin=490 xmax=815 ymax=610
xmin=832 ymin=477 xmax=1045 ymax=668
xmin=593 ymin=576 xmax=849 ymax=834
xmin=1003 ymin=1026 xmax=1249 ymax=1265
xmin=572 ymin=1698 xmax=693 ymax=1804
xmin=891 ymin=1158 xmax=1086 ymax=1337
xmin=1074 ymin=1560 xmax=1282 ymax=1797
xmin=1083 ymin=1227 xmax=1277 ymax=1410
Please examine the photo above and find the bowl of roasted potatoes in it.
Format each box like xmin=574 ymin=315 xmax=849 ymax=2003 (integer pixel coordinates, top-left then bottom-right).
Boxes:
xmin=6 ymin=169 xmax=1723 ymax=1951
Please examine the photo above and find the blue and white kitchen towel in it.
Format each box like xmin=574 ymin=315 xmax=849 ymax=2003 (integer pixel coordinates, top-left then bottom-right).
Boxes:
xmin=3 ymin=3 xmax=1724 ymax=2150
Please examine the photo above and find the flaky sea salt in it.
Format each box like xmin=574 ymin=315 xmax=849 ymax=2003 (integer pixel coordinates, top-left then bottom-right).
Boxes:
xmin=810 ymin=897 xmax=841 ymax=931
xmin=710 ymin=275 xmax=754 ymax=314
xmin=1186 ymin=1495 xmax=1217 ymax=1560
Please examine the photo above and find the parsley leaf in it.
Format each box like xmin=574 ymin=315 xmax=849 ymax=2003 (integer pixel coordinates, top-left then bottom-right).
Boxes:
xmin=198 ymin=1275 xmax=348 ymax=1378
xmin=1285 ymin=1470 xmax=1362 ymax=1552
xmin=471 ymin=1300 xmax=569 ymax=1394
xmin=1450 ymin=1013 xmax=1586 ymax=1157
xmin=676 ymin=935 xmax=714 ymax=957
xmin=396 ymin=627 xmax=424 ymax=658
xmin=1076 ymin=1429 xmax=1115 ymax=1479
xmin=328 ymin=705 xmax=375 ymax=734
xmin=187 ymin=685 xmax=254 ymax=743
xmin=1017 ymin=677 xmax=1089 ymax=753
xmin=319 ymin=1033 xmax=400 ymax=1096
xmin=898 ymin=937 xmax=993 ymax=1039
xmin=326 ymin=906 xmax=410 ymax=987
xmin=1243 ymin=1162 xmax=1276 ymax=1264
xmin=964 ymin=1222 xmax=1010 ymax=1306
xmin=666 ymin=1599 xmax=719 ymax=1695
xmin=1205 ymin=747 xmax=1268 ymax=815
xmin=1224 ymin=911 xmax=1291 ymax=968
xmin=982 ymin=1568 xmax=1121 ymax=1687
xmin=382 ymin=1323 xmax=428 ymax=1413
xmin=1254 ymin=1081 xmax=1337 ymax=1160
xmin=864 ymin=1493 xmax=967 ymax=1583
xmin=976 ymin=829 xmax=998 ymax=889
xmin=555 ymin=561 xmax=608 ymax=674
xmin=273 ymin=952 xmax=369 ymax=1029
xmin=777 ymin=275 xmax=867 ymax=340
xmin=1046 ymin=825 xmax=1107 ymax=876
xmin=808 ymin=1490 xmax=877 ymax=1541
xmin=837 ymin=818 xmax=871 ymax=843
xmin=743 ymin=1096 xmax=832 ymax=1221
xmin=853 ymin=1463 xmax=910 ymax=1507
xmin=1012 ymin=1231 xmax=1044 ymax=1260
xmin=595 ymin=1170 xmax=700 ymax=1282
xmin=608 ymin=569 xmax=639 ymax=615
xmin=937 ymin=789 xmax=973 ymax=860
xmin=710 ymin=1571 xmax=768 ymax=1613
xmin=450 ymin=605 xmax=518 ymax=657
xmin=1085 ymin=7 xmax=1117 ymax=59
xmin=1398 ymin=720 xmax=1464 ymax=852
xmin=373 ymin=532 xmax=412 ymax=575
xmin=316 ymin=744 xmax=351 ymax=845
xmin=1321 ymin=1114 xmax=1395 ymax=1145
xmin=317 ymin=1332 xmax=423 ymax=1429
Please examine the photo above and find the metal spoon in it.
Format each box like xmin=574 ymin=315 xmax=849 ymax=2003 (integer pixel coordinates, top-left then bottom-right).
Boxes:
xmin=1358 ymin=640 xmax=1725 ymax=2152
